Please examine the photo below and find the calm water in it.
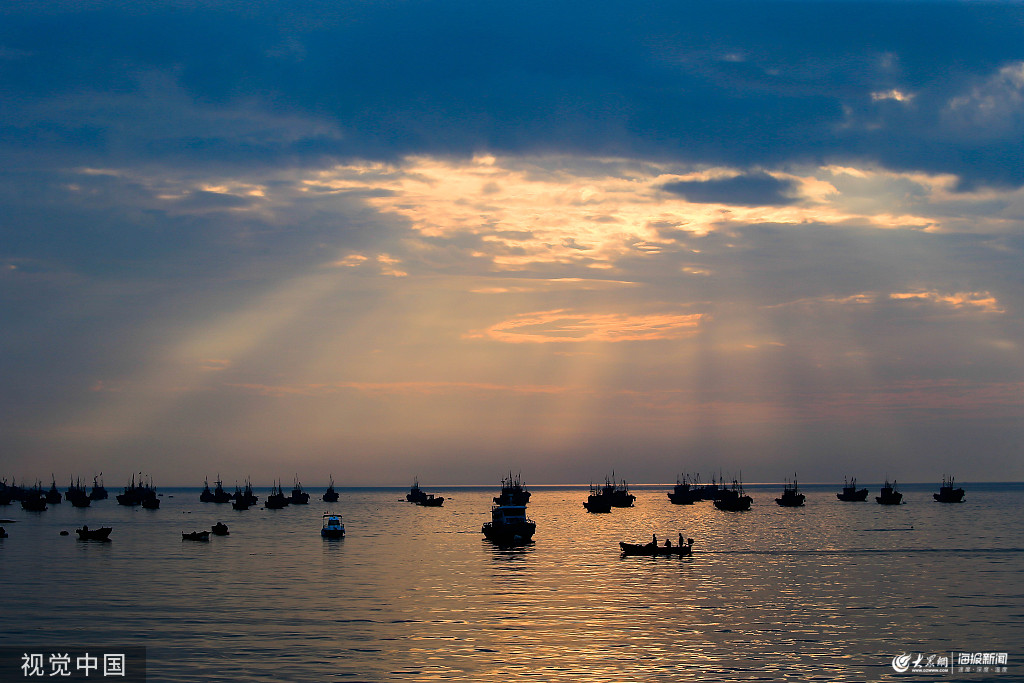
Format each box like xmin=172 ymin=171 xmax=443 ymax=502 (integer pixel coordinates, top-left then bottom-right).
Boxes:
xmin=1 ymin=483 xmax=1021 ymax=682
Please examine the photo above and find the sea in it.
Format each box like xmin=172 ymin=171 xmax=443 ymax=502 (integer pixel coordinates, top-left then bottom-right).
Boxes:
xmin=1 ymin=482 xmax=1020 ymax=682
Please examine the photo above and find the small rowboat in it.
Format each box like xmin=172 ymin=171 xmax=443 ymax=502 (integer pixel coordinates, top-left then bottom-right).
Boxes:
xmin=619 ymin=537 xmax=694 ymax=557
xmin=76 ymin=526 xmax=112 ymax=541
xmin=182 ymin=530 xmax=210 ymax=541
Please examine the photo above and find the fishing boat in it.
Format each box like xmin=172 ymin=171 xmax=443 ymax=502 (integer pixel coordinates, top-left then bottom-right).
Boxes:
xmin=212 ymin=477 xmax=232 ymax=503
xmin=75 ymin=525 xmax=112 ymax=541
xmin=321 ymin=512 xmax=346 ymax=539
xmin=233 ymin=479 xmax=258 ymax=509
xmin=493 ymin=473 xmax=531 ymax=506
xmin=201 ymin=476 xmax=232 ymax=503
xmin=836 ymin=476 xmax=869 ymax=502
xmin=406 ymin=477 xmax=426 ymax=503
xmin=65 ymin=478 xmax=91 ymax=507
xmin=45 ymin=477 xmax=63 ymax=505
xmin=691 ymin=473 xmax=725 ymax=501
xmin=406 ymin=477 xmax=445 ymax=506
xmin=117 ymin=474 xmax=158 ymax=507
xmin=608 ymin=475 xmax=636 ymax=507
xmin=21 ymin=484 xmax=48 ymax=512
xmin=322 ymin=475 xmax=340 ymax=502
xmin=417 ymin=493 xmax=444 ymax=507
xmin=182 ymin=530 xmax=210 ymax=541
xmin=713 ymin=479 xmax=753 ymax=511
xmin=876 ymin=479 xmax=903 ymax=505
xmin=775 ymin=476 xmax=805 ymax=507
xmin=289 ymin=476 xmax=310 ymax=505
xmin=619 ymin=536 xmax=694 ymax=557
xmin=934 ymin=475 xmax=965 ymax=503
xmin=89 ymin=474 xmax=108 ymax=500
xmin=583 ymin=482 xmax=612 ymax=513
xmin=211 ymin=522 xmax=229 ymax=536
xmin=483 ymin=479 xmax=535 ymax=544
xmin=265 ymin=481 xmax=289 ymax=509
xmin=667 ymin=474 xmax=699 ymax=505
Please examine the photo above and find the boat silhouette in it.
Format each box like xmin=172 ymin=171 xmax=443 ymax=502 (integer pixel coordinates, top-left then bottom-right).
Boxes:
xmin=65 ymin=477 xmax=91 ymax=507
xmin=89 ymin=474 xmax=108 ymax=500
xmin=493 ymin=473 xmax=531 ymax=506
xmin=876 ymin=479 xmax=903 ymax=505
xmin=934 ymin=475 xmax=965 ymax=503
xmin=583 ymin=482 xmax=612 ymax=513
xmin=620 ymin=535 xmax=694 ymax=557
xmin=322 ymin=475 xmax=340 ymax=502
xmin=289 ymin=476 xmax=310 ymax=505
xmin=75 ymin=525 xmax=112 ymax=541
xmin=713 ymin=479 xmax=753 ymax=511
xmin=265 ymin=481 xmax=290 ymax=509
xmin=321 ymin=512 xmax=345 ymax=539
xmin=406 ymin=477 xmax=444 ymax=506
xmin=667 ymin=474 xmax=700 ymax=505
xmin=836 ymin=476 xmax=868 ymax=502
xmin=483 ymin=476 xmax=535 ymax=545
xmin=775 ymin=476 xmax=805 ymax=507
xmin=45 ymin=476 xmax=63 ymax=505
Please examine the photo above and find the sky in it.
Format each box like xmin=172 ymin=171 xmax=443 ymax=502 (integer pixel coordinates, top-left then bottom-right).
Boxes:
xmin=3 ymin=1 xmax=1024 ymax=486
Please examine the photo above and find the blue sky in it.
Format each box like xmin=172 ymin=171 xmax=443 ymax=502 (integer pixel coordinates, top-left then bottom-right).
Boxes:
xmin=3 ymin=1 xmax=1024 ymax=485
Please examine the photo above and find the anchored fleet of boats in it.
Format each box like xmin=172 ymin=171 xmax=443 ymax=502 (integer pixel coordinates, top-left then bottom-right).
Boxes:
xmin=0 ymin=471 xmax=976 ymax=552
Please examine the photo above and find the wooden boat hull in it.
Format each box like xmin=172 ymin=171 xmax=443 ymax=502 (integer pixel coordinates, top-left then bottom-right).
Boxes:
xmin=667 ymin=492 xmax=697 ymax=505
xmin=482 ymin=521 xmax=535 ymax=544
xmin=714 ymin=497 xmax=752 ymax=511
xmin=182 ymin=531 xmax=210 ymax=541
xmin=837 ymin=489 xmax=869 ymax=501
xmin=76 ymin=527 xmax=112 ymax=541
xmin=619 ymin=541 xmax=693 ymax=557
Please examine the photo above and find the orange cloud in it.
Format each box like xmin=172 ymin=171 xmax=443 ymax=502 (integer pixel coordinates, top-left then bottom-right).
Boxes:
xmin=228 ymin=381 xmax=570 ymax=397
xmin=889 ymin=290 xmax=1003 ymax=313
xmin=466 ymin=309 xmax=703 ymax=343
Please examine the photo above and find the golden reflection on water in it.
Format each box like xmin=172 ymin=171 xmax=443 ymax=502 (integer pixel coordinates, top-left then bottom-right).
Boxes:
xmin=0 ymin=485 xmax=1021 ymax=681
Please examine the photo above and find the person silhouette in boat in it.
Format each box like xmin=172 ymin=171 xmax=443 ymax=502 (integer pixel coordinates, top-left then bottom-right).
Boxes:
xmin=679 ymin=533 xmax=684 ymax=547
xmin=664 ymin=538 xmax=672 ymax=548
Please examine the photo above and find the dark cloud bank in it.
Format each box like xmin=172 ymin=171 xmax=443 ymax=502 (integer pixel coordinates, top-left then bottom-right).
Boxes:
xmin=2 ymin=1 xmax=1024 ymax=186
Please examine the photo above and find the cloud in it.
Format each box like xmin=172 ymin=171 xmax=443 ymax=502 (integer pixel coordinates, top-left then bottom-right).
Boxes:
xmin=466 ymin=309 xmax=703 ymax=344
xmin=3 ymin=2 xmax=1024 ymax=186
xmin=660 ymin=172 xmax=800 ymax=206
